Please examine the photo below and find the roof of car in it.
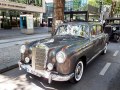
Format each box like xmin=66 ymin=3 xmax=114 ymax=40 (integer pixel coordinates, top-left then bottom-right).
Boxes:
xmin=63 ymin=21 xmax=102 ymax=25
xmin=105 ymin=18 xmax=120 ymax=20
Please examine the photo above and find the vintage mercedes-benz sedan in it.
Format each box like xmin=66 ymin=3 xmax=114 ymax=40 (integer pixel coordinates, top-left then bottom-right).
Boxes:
xmin=104 ymin=18 xmax=120 ymax=42
xmin=18 ymin=22 xmax=109 ymax=84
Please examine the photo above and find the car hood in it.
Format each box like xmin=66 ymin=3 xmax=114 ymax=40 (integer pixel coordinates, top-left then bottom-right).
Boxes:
xmin=28 ymin=35 xmax=88 ymax=49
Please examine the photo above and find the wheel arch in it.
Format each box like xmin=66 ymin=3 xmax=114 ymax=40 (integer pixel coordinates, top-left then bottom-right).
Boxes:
xmin=72 ymin=55 xmax=87 ymax=70
xmin=78 ymin=56 xmax=87 ymax=68
xmin=69 ymin=55 xmax=87 ymax=83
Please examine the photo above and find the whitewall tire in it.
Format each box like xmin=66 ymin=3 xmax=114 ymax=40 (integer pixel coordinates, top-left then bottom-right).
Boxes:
xmin=70 ymin=60 xmax=84 ymax=83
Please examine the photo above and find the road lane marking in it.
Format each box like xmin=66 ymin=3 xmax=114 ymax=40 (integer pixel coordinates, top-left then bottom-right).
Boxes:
xmin=113 ymin=50 xmax=119 ymax=56
xmin=99 ymin=63 xmax=111 ymax=76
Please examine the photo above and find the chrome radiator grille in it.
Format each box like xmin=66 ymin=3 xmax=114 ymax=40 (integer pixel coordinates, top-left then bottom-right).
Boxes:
xmin=32 ymin=48 xmax=46 ymax=70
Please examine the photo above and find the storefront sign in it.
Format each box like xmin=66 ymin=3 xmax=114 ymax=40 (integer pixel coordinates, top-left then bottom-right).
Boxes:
xmin=0 ymin=2 xmax=26 ymax=9
xmin=0 ymin=1 xmax=45 ymax=13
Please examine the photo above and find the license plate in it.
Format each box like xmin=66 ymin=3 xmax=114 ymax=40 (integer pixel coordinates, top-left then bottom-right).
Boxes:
xmin=30 ymin=70 xmax=42 ymax=77
xmin=21 ymin=65 xmax=42 ymax=77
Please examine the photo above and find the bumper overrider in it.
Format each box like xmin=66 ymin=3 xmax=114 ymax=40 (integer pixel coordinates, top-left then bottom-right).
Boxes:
xmin=18 ymin=61 xmax=74 ymax=84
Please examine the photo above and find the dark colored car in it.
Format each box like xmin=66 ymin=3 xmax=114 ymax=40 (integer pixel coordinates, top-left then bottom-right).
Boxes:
xmin=104 ymin=18 xmax=120 ymax=42
xmin=18 ymin=22 xmax=109 ymax=84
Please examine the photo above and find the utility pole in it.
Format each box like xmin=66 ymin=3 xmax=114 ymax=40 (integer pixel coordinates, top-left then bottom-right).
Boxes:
xmin=52 ymin=0 xmax=65 ymax=36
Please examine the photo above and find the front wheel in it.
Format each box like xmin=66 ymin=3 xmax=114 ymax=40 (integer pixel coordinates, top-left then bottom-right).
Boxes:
xmin=70 ymin=60 xmax=84 ymax=83
xmin=114 ymin=34 xmax=120 ymax=42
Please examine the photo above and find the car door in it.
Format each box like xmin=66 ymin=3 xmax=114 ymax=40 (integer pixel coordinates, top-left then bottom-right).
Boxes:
xmin=80 ymin=24 xmax=95 ymax=61
xmin=96 ymin=25 xmax=105 ymax=51
xmin=85 ymin=25 xmax=99 ymax=63
xmin=90 ymin=25 xmax=100 ymax=55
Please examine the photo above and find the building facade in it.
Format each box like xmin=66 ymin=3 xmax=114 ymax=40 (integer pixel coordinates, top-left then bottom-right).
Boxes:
xmin=44 ymin=0 xmax=100 ymax=23
xmin=64 ymin=0 xmax=100 ymax=21
xmin=65 ymin=0 xmax=88 ymax=11
xmin=0 ymin=0 xmax=45 ymax=28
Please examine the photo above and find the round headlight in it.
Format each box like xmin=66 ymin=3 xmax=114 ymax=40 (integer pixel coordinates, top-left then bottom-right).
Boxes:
xmin=47 ymin=63 xmax=53 ymax=71
xmin=56 ymin=51 xmax=66 ymax=63
xmin=113 ymin=27 xmax=116 ymax=31
xmin=20 ymin=45 xmax=26 ymax=53
xmin=25 ymin=57 xmax=30 ymax=63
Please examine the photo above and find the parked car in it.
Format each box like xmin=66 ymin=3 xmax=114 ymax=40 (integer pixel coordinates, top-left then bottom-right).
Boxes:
xmin=104 ymin=18 xmax=120 ymax=42
xmin=18 ymin=22 xmax=109 ymax=84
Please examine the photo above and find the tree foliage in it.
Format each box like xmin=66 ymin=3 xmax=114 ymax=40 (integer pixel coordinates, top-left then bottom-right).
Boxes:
xmin=88 ymin=0 xmax=99 ymax=8
xmin=103 ymin=0 xmax=112 ymax=5
xmin=88 ymin=0 xmax=112 ymax=7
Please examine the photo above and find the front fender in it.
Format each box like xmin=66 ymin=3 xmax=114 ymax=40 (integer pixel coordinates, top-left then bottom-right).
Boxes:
xmin=113 ymin=30 xmax=120 ymax=36
xmin=56 ymin=49 xmax=85 ymax=75
xmin=56 ymin=53 xmax=77 ymax=75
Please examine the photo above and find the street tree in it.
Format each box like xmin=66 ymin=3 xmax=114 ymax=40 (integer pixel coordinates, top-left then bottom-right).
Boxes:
xmin=52 ymin=0 xmax=65 ymax=36
xmin=103 ymin=0 xmax=112 ymax=5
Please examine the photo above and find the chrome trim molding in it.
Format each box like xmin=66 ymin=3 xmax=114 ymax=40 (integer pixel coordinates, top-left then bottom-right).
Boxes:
xmin=18 ymin=62 xmax=74 ymax=84
xmin=87 ymin=49 xmax=104 ymax=64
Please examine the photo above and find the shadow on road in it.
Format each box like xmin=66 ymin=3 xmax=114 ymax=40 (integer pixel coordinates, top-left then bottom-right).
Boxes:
xmin=26 ymin=73 xmax=75 ymax=90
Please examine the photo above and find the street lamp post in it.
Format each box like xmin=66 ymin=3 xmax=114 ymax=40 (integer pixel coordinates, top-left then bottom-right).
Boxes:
xmin=99 ymin=1 xmax=102 ymax=13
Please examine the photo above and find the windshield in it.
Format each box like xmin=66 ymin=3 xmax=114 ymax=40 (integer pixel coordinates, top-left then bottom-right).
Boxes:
xmin=56 ymin=24 xmax=89 ymax=38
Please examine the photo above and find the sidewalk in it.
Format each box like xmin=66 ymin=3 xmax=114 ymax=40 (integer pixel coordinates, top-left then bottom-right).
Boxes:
xmin=0 ymin=27 xmax=51 ymax=40
xmin=0 ymin=27 xmax=51 ymax=73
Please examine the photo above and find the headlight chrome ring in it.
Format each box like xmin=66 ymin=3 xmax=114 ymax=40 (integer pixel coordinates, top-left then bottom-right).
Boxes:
xmin=56 ymin=51 xmax=66 ymax=63
xmin=113 ymin=27 xmax=116 ymax=31
xmin=20 ymin=45 xmax=26 ymax=53
xmin=25 ymin=57 xmax=30 ymax=63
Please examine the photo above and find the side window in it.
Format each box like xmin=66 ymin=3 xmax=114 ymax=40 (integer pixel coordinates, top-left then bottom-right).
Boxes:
xmin=91 ymin=25 xmax=97 ymax=38
xmin=97 ymin=25 xmax=103 ymax=34
xmin=71 ymin=25 xmax=79 ymax=35
xmin=79 ymin=25 xmax=89 ymax=38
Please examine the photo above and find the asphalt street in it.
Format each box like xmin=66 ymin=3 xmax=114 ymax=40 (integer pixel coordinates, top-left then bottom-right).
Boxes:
xmin=0 ymin=33 xmax=51 ymax=72
xmin=0 ymin=34 xmax=50 ymax=48
xmin=0 ymin=42 xmax=120 ymax=90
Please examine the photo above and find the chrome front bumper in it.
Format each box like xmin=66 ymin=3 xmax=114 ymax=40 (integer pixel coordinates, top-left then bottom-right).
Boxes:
xmin=18 ymin=62 xmax=74 ymax=84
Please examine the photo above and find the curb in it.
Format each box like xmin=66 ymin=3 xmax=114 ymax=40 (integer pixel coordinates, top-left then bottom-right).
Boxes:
xmin=0 ymin=64 xmax=18 ymax=74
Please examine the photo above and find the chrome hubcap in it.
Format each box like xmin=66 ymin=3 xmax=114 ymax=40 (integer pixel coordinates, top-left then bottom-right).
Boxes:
xmin=75 ymin=61 xmax=83 ymax=81
xmin=114 ymin=35 xmax=120 ymax=41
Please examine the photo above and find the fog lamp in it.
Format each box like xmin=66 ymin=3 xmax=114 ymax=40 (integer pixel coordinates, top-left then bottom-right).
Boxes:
xmin=47 ymin=63 xmax=53 ymax=71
